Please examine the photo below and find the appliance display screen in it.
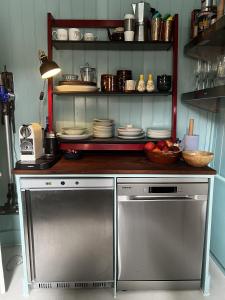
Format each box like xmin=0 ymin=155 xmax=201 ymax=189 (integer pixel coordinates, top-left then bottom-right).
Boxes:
xmin=149 ymin=186 xmax=177 ymax=193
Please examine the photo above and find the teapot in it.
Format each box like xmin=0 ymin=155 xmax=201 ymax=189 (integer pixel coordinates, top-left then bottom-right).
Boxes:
xmin=107 ymin=27 xmax=124 ymax=41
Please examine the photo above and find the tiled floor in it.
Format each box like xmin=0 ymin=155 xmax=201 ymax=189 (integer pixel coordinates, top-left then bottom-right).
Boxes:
xmin=1 ymin=246 xmax=225 ymax=300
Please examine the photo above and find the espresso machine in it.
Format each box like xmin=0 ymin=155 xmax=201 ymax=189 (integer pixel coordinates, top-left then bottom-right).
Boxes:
xmin=132 ymin=1 xmax=151 ymax=41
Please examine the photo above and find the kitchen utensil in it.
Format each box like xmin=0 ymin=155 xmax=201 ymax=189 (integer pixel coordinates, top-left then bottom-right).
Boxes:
xmin=80 ymin=63 xmax=96 ymax=83
xmin=107 ymin=27 xmax=124 ymax=41
xmin=217 ymin=0 xmax=225 ymax=20
xmin=124 ymin=14 xmax=135 ymax=31
xmin=118 ymin=133 xmax=145 ymax=139
xmin=62 ymin=74 xmax=79 ymax=81
xmin=182 ymin=151 xmax=214 ymax=167
xmin=44 ymin=131 xmax=59 ymax=157
xmin=124 ymin=31 xmax=135 ymax=41
xmin=157 ymin=75 xmax=172 ymax=91
xmin=84 ymin=32 xmax=96 ymax=41
xmin=162 ymin=19 xmax=173 ymax=41
xmin=57 ymin=132 xmax=92 ymax=140
xmin=19 ymin=123 xmax=43 ymax=161
xmin=68 ymin=28 xmax=82 ymax=41
xmin=101 ymin=74 xmax=118 ymax=92
xmin=132 ymin=1 xmax=151 ymax=41
xmin=183 ymin=135 xmax=199 ymax=151
xmin=54 ymin=85 xmax=98 ymax=93
xmin=117 ymin=70 xmax=132 ymax=92
xmin=151 ymin=18 xmax=162 ymax=41
xmin=63 ymin=150 xmax=83 ymax=160
xmin=145 ymin=149 xmax=181 ymax=164
xmin=61 ymin=127 xmax=86 ymax=135
xmin=52 ymin=28 xmax=68 ymax=40
xmin=188 ymin=119 xmax=194 ymax=136
xmin=125 ymin=80 xmax=136 ymax=91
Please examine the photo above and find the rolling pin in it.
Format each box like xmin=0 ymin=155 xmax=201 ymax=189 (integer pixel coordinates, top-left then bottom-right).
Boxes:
xmin=217 ymin=0 xmax=225 ymax=20
xmin=188 ymin=119 xmax=194 ymax=136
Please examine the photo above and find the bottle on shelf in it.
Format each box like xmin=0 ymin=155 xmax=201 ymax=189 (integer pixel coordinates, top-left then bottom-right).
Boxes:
xmin=136 ymin=74 xmax=146 ymax=92
xmin=146 ymin=73 xmax=155 ymax=92
xmin=198 ymin=0 xmax=215 ymax=33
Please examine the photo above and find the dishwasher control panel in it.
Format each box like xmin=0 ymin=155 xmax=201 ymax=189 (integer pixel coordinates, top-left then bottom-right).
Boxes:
xmin=117 ymin=178 xmax=208 ymax=197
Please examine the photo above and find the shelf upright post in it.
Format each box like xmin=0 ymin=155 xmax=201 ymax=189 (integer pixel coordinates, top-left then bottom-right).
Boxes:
xmin=47 ymin=13 xmax=54 ymax=132
xmin=172 ymin=14 xmax=178 ymax=141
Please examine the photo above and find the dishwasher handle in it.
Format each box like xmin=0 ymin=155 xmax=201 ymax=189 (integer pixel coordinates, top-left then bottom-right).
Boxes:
xmin=119 ymin=195 xmax=207 ymax=202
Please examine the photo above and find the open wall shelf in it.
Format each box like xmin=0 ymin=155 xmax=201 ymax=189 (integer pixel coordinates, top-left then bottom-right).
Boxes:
xmin=184 ymin=15 xmax=225 ymax=61
xmin=53 ymin=91 xmax=172 ymax=96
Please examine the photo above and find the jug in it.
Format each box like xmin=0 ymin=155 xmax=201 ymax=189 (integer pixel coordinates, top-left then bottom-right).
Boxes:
xmin=132 ymin=1 xmax=151 ymax=41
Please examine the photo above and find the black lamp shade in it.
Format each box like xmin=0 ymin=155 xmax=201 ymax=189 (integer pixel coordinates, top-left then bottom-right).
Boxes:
xmin=39 ymin=50 xmax=61 ymax=79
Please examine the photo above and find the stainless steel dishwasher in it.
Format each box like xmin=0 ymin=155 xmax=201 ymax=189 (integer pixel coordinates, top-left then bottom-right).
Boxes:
xmin=117 ymin=177 xmax=208 ymax=290
xmin=20 ymin=177 xmax=114 ymax=289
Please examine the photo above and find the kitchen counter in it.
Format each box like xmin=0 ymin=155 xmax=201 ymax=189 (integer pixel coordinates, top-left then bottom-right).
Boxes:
xmin=13 ymin=152 xmax=216 ymax=175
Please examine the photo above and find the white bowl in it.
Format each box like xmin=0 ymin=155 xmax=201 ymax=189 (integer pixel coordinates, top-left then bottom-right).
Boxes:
xmin=62 ymin=127 xmax=86 ymax=135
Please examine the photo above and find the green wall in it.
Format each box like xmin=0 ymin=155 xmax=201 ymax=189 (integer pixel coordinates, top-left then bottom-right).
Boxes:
xmin=0 ymin=0 xmax=215 ymax=245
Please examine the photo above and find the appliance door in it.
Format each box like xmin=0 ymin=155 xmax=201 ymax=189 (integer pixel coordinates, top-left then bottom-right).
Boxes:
xmin=22 ymin=187 xmax=114 ymax=283
xmin=118 ymin=195 xmax=207 ymax=281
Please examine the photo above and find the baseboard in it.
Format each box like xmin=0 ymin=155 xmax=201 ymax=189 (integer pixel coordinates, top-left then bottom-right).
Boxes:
xmin=210 ymin=251 xmax=225 ymax=276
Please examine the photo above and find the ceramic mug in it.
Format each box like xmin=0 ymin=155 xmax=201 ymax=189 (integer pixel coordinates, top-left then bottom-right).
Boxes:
xmin=84 ymin=32 xmax=96 ymax=41
xmin=52 ymin=28 xmax=68 ymax=40
xmin=68 ymin=28 xmax=83 ymax=41
xmin=124 ymin=31 xmax=135 ymax=41
xmin=125 ymin=80 xmax=136 ymax=91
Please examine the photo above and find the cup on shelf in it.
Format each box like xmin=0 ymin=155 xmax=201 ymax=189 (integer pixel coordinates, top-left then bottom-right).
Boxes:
xmin=124 ymin=14 xmax=135 ymax=31
xmin=151 ymin=18 xmax=162 ymax=41
xmin=157 ymin=75 xmax=172 ymax=91
xmin=83 ymin=32 xmax=96 ymax=41
xmin=68 ymin=28 xmax=83 ymax=41
xmin=125 ymin=80 xmax=136 ymax=92
xmin=52 ymin=28 xmax=68 ymax=40
xmin=124 ymin=31 xmax=135 ymax=41
xmin=162 ymin=19 xmax=173 ymax=42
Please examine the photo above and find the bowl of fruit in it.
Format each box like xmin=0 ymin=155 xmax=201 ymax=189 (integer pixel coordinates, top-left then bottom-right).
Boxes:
xmin=144 ymin=140 xmax=181 ymax=164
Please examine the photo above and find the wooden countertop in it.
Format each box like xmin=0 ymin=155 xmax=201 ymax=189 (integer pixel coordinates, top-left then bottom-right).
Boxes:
xmin=13 ymin=152 xmax=216 ymax=175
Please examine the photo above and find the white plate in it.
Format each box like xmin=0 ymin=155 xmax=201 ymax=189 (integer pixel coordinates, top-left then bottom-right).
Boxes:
xmin=147 ymin=134 xmax=171 ymax=139
xmin=118 ymin=133 xmax=145 ymax=140
xmin=57 ymin=133 xmax=92 ymax=140
xmin=94 ymin=118 xmax=113 ymax=123
xmin=117 ymin=130 xmax=144 ymax=136
xmin=55 ymin=85 xmax=98 ymax=92
xmin=118 ymin=127 xmax=143 ymax=133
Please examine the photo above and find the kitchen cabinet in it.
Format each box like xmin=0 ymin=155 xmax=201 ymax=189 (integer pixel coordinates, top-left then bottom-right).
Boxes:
xmin=47 ymin=13 xmax=178 ymax=150
xmin=182 ymin=14 xmax=225 ymax=112
xmin=14 ymin=153 xmax=216 ymax=296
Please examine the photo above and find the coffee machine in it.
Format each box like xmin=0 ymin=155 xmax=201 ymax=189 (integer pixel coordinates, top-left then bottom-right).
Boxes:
xmin=132 ymin=1 xmax=151 ymax=41
xmin=19 ymin=123 xmax=43 ymax=161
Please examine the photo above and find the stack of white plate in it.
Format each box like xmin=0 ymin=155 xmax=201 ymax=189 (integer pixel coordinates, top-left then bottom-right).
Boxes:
xmin=147 ymin=128 xmax=171 ymax=139
xmin=93 ymin=119 xmax=114 ymax=138
xmin=117 ymin=126 xmax=145 ymax=139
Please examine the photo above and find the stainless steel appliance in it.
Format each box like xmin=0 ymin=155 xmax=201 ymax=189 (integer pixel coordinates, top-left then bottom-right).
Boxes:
xmin=132 ymin=1 xmax=151 ymax=41
xmin=21 ymin=178 xmax=114 ymax=289
xmin=117 ymin=177 xmax=208 ymax=290
xmin=19 ymin=123 xmax=43 ymax=161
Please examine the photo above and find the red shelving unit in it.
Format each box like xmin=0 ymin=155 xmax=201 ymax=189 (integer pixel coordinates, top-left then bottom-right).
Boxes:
xmin=47 ymin=13 xmax=178 ymax=151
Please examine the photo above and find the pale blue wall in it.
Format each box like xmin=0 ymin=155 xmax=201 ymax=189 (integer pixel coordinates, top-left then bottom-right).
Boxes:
xmin=0 ymin=0 xmax=216 ymax=245
xmin=210 ymin=105 xmax=225 ymax=273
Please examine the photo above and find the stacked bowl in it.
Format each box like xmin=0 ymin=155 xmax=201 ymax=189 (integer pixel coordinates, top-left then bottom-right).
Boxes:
xmin=93 ymin=119 xmax=114 ymax=138
xmin=147 ymin=128 xmax=171 ymax=139
xmin=117 ymin=125 xmax=145 ymax=139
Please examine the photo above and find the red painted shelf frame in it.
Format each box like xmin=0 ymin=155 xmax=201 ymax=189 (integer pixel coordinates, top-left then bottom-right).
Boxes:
xmin=47 ymin=13 xmax=178 ymax=151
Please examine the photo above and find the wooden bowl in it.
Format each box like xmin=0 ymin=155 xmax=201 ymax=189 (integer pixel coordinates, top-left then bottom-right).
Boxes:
xmin=182 ymin=151 xmax=214 ymax=167
xmin=145 ymin=150 xmax=181 ymax=164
